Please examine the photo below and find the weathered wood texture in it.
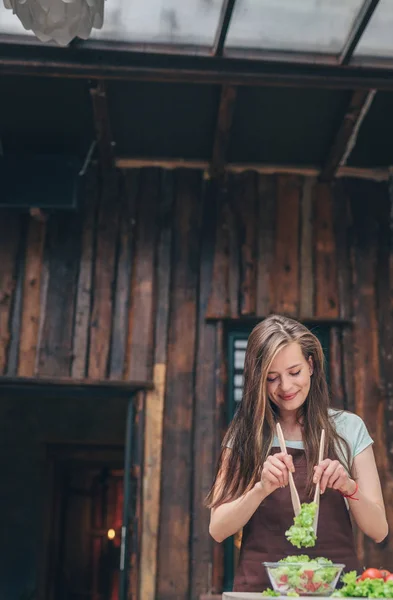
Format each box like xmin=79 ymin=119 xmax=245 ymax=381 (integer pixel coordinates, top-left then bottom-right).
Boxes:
xmin=0 ymin=170 xmax=393 ymax=598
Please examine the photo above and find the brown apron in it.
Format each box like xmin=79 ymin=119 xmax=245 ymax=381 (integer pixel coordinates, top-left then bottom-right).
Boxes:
xmin=233 ymin=447 xmax=360 ymax=592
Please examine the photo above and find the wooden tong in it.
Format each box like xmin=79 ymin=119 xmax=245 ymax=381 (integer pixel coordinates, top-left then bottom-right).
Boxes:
xmin=313 ymin=429 xmax=325 ymax=534
xmin=276 ymin=423 xmax=301 ymax=516
xmin=276 ymin=423 xmax=325 ymax=529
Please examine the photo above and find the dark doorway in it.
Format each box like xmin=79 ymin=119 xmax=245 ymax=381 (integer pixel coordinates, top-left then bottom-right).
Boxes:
xmin=42 ymin=444 xmax=130 ymax=600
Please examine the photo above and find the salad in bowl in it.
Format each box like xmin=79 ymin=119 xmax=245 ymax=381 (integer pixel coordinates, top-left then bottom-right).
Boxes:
xmin=263 ymin=555 xmax=345 ymax=597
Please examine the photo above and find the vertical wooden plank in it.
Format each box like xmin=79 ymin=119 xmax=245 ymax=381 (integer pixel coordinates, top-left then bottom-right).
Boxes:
xmin=329 ymin=327 xmax=345 ymax=410
xmin=333 ymin=181 xmax=355 ymax=413
xmin=72 ymin=168 xmax=98 ymax=379
xmin=334 ymin=182 xmax=352 ymax=321
xmin=191 ymin=179 xmax=218 ymax=600
xmin=348 ymin=179 xmax=384 ymax=569
xmin=0 ymin=211 xmax=21 ymax=375
xmin=157 ymin=170 xmax=202 ymax=600
xmin=314 ymin=183 xmax=339 ymax=318
xmin=6 ymin=216 xmax=28 ymax=377
xmin=18 ymin=217 xmax=46 ymax=377
xmin=256 ymin=175 xmax=276 ymax=317
xmin=126 ymin=168 xmax=159 ymax=382
xmin=299 ymin=177 xmax=315 ymax=319
xmin=272 ymin=175 xmax=301 ymax=316
xmin=212 ymin=321 xmax=226 ymax=595
xmin=38 ymin=211 xmax=82 ymax=377
xmin=130 ymin=391 xmax=145 ymax=600
xmin=374 ymin=181 xmax=393 ymax=567
xmin=232 ymin=172 xmax=257 ymax=316
xmin=140 ymin=171 xmax=173 ymax=600
xmin=109 ymin=171 xmax=138 ymax=380
xmin=88 ymin=171 xmax=120 ymax=379
xmin=207 ymin=184 xmax=232 ymax=319
xmin=225 ymin=186 xmax=240 ymax=319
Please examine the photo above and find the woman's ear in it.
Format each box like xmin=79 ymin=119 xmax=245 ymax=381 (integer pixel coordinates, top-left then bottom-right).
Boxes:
xmin=308 ymin=355 xmax=314 ymax=376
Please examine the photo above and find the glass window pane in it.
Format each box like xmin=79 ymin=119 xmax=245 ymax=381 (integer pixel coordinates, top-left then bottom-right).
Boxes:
xmin=226 ymin=0 xmax=364 ymax=54
xmin=354 ymin=0 xmax=393 ymax=58
xmin=0 ymin=5 xmax=33 ymax=36
xmin=234 ymin=374 xmax=243 ymax=387
xmin=234 ymin=339 xmax=248 ymax=349
xmin=91 ymin=0 xmax=223 ymax=46
xmin=234 ymin=350 xmax=246 ymax=369
xmin=234 ymin=388 xmax=243 ymax=402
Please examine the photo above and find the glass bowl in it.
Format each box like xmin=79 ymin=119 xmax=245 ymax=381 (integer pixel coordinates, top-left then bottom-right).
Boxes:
xmin=263 ymin=561 xmax=345 ymax=596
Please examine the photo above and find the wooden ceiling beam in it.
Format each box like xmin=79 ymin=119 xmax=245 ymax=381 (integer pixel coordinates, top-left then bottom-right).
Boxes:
xmin=210 ymin=85 xmax=238 ymax=179
xmin=90 ymin=80 xmax=115 ymax=170
xmin=212 ymin=0 xmax=237 ymax=57
xmin=115 ymin=157 xmax=390 ymax=182
xmin=320 ymin=89 xmax=376 ymax=182
xmin=4 ymin=45 xmax=393 ymax=90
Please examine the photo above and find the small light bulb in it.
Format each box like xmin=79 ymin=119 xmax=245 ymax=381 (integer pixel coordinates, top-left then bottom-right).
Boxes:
xmin=107 ymin=529 xmax=116 ymax=540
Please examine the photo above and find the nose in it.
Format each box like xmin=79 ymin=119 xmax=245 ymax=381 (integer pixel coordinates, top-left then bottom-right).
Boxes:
xmin=279 ymin=375 xmax=293 ymax=393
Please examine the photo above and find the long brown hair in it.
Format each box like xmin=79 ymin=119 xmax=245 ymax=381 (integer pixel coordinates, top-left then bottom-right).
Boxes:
xmin=206 ymin=314 xmax=351 ymax=509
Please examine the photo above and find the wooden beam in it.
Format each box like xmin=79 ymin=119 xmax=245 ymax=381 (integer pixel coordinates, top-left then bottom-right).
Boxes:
xmin=210 ymin=85 xmax=237 ymax=179
xmin=339 ymin=0 xmax=381 ymax=65
xmin=4 ymin=45 xmax=393 ymax=90
xmin=90 ymin=80 xmax=115 ymax=170
xmin=212 ymin=0 xmax=237 ymax=57
xmin=115 ymin=157 xmax=390 ymax=182
xmin=320 ymin=89 xmax=376 ymax=182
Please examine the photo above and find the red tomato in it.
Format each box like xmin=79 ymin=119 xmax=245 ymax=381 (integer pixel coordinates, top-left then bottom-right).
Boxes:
xmin=380 ymin=570 xmax=390 ymax=580
xmin=384 ymin=574 xmax=393 ymax=582
xmin=359 ymin=568 xmax=383 ymax=580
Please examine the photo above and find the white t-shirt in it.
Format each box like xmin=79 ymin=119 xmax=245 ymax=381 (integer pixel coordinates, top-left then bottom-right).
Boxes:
xmin=226 ymin=409 xmax=374 ymax=461
xmin=271 ymin=409 xmax=373 ymax=460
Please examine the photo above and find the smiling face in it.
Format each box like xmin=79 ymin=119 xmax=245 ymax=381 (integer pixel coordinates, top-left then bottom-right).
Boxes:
xmin=266 ymin=342 xmax=313 ymax=414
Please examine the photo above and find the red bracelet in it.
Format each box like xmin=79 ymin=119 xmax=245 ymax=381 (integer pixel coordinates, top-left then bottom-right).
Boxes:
xmin=339 ymin=481 xmax=359 ymax=500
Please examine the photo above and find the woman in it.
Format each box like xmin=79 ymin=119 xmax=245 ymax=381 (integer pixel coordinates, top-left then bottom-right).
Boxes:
xmin=206 ymin=315 xmax=388 ymax=592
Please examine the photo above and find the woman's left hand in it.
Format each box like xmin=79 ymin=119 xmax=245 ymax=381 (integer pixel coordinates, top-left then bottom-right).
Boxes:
xmin=313 ymin=459 xmax=356 ymax=495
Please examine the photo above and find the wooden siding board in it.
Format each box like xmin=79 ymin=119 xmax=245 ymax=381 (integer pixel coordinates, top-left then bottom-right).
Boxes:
xmin=88 ymin=171 xmax=120 ymax=380
xmin=207 ymin=186 xmax=232 ymax=319
xmin=232 ymin=173 xmax=257 ymax=316
xmin=72 ymin=168 xmax=98 ymax=379
xmin=348 ymin=179 xmax=385 ymax=568
xmin=191 ymin=179 xmax=218 ymax=599
xmin=140 ymin=170 xmax=173 ymax=600
xmin=212 ymin=321 xmax=226 ymax=594
xmin=0 ymin=211 xmax=21 ymax=375
xmin=273 ymin=175 xmax=301 ymax=316
xmin=157 ymin=170 xmax=202 ymax=600
xmin=314 ymin=183 xmax=339 ymax=318
xmin=18 ymin=217 xmax=46 ymax=377
xmin=38 ymin=211 xmax=81 ymax=377
xmin=109 ymin=171 xmax=138 ymax=380
xmin=299 ymin=177 xmax=315 ymax=319
xmin=256 ymin=175 xmax=276 ymax=317
xmin=126 ymin=168 xmax=159 ymax=382
xmin=329 ymin=327 xmax=345 ymax=410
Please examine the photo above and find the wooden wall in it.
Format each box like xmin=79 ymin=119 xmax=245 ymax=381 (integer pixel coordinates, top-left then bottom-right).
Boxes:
xmin=0 ymin=168 xmax=392 ymax=599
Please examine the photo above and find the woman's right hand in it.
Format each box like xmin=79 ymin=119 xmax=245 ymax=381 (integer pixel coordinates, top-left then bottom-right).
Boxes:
xmin=259 ymin=452 xmax=295 ymax=496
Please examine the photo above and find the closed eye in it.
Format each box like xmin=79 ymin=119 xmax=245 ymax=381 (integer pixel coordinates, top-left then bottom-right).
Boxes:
xmin=290 ymin=370 xmax=301 ymax=377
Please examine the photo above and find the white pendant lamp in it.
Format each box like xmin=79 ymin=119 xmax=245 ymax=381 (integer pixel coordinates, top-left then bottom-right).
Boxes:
xmin=3 ymin=0 xmax=105 ymax=46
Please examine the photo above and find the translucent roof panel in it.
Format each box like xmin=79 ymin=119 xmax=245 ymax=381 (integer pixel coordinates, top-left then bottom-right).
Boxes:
xmin=91 ymin=0 xmax=224 ymax=47
xmin=225 ymin=0 xmax=364 ymax=55
xmin=354 ymin=0 xmax=393 ymax=58
xmin=0 ymin=5 xmax=33 ymax=36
